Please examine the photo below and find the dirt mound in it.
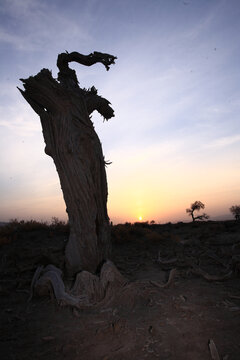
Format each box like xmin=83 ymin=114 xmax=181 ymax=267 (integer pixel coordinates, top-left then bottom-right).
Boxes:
xmin=1 ymin=221 xmax=240 ymax=359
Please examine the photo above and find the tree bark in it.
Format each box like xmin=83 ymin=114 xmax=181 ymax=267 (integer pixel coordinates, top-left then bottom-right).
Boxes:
xmin=18 ymin=52 xmax=117 ymax=275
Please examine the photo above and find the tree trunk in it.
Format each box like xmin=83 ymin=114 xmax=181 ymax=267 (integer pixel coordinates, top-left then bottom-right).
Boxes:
xmin=18 ymin=52 xmax=117 ymax=275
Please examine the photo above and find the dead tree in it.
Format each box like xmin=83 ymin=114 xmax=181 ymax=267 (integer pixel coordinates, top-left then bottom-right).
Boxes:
xmin=186 ymin=201 xmax=209 ymax=222
xmin=18 ymin=51 xmax=117 ymax=275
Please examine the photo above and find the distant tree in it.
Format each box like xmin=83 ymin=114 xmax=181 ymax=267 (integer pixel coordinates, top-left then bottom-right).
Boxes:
xmin=229 ymin=205 xmax=240 ymax=220
xmin=150 ymin=220 xmax=155 ymax=225
xmin=186 ymin=201 xmax=209 ymax=222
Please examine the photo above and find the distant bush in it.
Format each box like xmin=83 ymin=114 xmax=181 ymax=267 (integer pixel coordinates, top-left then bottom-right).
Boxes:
xmin=111 ymin=224 xmax=133 ymax=243
xmin=50 ymin=217 xmax=69 ymax=233
xmin=145 ymin=230 xmax=164 ymax=242
xmin=111 ymin=222 xmax=178 ymax=244
xmin=230 ymin=205 xmax=240 ymax=221
xmin=133 ymin=221 xmax=149 ymax=228
xmin=7 ymin=218 xmax=49 ymax=231
xmin=0 ymin=218 xmax=69 ymax=243
xmin=0 ymin=219 xmax=48 ymax=245
xmin=111 ymin=223 xmax=155 ymax=243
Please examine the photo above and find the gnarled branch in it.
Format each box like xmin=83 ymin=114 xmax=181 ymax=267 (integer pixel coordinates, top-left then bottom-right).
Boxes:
xmin=57 ymin=51 xmax=117 ymax=87
xmin=57 ymin=51 xmax=117 ymax=72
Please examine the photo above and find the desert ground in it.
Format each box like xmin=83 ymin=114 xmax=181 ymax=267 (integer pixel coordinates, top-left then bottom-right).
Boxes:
xmin=0 ymin=219 xmax=240 ymax=360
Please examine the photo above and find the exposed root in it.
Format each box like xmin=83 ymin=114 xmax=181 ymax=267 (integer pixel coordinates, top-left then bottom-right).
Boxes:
xmin=191 ymin=266 xmax=233 ymax=282
xmin=31 ymin=261 xmax=127 ymax=308
xmin=156 ymin=251 xmax=177 ymax=265
xmin=29 ymin=265 xmax=44 ymax=302
xmin=33 ymin=264 xmax=88 ymax=307
xmin=208 ymin=339 xmax=221 ymax=360
xmin=150 ymin=268 xmax=177 ymax=289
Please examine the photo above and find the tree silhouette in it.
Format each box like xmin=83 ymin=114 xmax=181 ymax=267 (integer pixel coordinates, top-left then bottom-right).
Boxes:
xmin=186 ymin=201 xmax=209 ymax=222
xmin=19 ymin=51 xmax=117 ymax=275
xmin=229 ymin=205 xmax=240 ymax=221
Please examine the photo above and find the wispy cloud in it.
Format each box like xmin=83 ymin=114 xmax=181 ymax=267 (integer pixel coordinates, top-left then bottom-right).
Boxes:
xmin=0 ymin=102 xmax=41 ymax=136
xmin=0 ymin=0 xmax=92 ymax=52
xmin=0 ymin=29 xmax=29 ymax=50
xmin=205 ymin=134 xmax=240 ymax=149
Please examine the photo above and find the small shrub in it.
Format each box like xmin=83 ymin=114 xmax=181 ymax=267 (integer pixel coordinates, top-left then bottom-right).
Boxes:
xmin=230 ymin=205 xmax=240 ymax=221
xmin=7 ymin=219 xmax=48 ymax=231
xmin=50 ymin=217 xmax=69 ymax=233
xmin=145 ymin=230 xmax=164 ymax=242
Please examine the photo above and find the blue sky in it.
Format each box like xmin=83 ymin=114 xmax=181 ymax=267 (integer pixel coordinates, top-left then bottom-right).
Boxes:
xmin=0 ymin=0 xmax=240 ymax=223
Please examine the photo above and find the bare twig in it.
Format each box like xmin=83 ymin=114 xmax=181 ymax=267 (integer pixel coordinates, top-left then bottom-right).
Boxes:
xmin=209 ymin=339 xmax=220 ymax=360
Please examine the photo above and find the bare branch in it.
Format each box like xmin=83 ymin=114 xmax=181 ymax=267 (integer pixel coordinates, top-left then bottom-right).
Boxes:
xmin=57 ymin=51 xmax=117 ymax=73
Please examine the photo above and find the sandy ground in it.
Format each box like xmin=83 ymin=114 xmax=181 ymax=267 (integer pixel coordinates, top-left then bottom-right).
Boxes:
xmin=0 ymin=220 xmax=240 ymax=360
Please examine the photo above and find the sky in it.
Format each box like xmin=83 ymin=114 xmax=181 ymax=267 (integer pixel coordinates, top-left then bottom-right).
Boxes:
xmin=0 ymin=0 xmax=240 ymax=224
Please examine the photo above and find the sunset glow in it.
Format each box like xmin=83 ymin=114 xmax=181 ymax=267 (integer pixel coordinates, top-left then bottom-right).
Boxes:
xmin=0 ymin=0 xmax=240 ymax=224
